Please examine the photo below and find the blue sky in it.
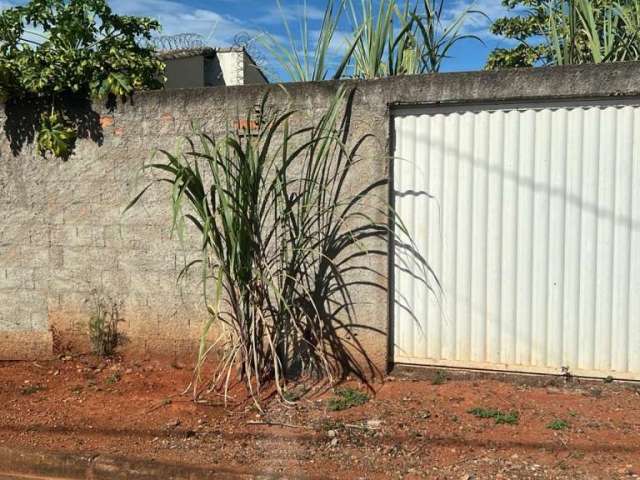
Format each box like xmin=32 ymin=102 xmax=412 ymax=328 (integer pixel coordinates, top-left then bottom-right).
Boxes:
xmin=0 ymin=0 xmax=520 ymax=79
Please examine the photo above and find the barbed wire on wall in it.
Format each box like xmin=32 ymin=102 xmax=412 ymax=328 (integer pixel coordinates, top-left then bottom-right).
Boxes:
xmin=148 ymin=33 xmax=206 ymax=52
xmin=145 ymin=31 xmax=273 ymax=82
xmin=233 ymin=32 xmax=273 ymax=81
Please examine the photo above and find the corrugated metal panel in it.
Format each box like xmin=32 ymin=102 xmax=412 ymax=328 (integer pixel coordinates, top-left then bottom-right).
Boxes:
xmin=393 ymin=102 xmax=640 ymax=380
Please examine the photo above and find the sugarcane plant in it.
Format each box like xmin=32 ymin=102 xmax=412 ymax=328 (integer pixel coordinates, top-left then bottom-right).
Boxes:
xmin=348 ymin=0 xmax=484 ymax=78
xmin=547 ymin=0 xmax=640 ymax=65
xmin=127 ymin=87 xmax=423 ymax=407
xmin=261 ymin=0 xmax=483 ymax=81
xmin=260 ymin=0 xmax=358 ymax=81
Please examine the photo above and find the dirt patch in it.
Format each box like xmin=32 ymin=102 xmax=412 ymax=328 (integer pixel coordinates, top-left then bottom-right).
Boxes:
xmin=1 ymin=357 xmax=640 ymax=479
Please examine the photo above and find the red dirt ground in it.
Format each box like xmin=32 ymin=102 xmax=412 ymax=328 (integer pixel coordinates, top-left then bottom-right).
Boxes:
xmin=1 ymin=356 xmax=640 ymax=479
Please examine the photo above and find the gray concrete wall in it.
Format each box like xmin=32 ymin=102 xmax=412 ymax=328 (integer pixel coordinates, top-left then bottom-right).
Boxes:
xmin=2 ymin=62 xmax=640 ymax=366
xmin=163 ymin=56 xmax=205 ymax=89
xmin=165 ymin=52 xmax=267 ymax=88
xmin=204 ymin=56 xmax=223 ymax=87
xmin=242 ymin=53 xmax=269 ymax=85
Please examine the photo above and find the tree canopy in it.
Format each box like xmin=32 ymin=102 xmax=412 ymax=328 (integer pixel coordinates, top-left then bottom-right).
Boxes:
xmin=0 ymin=0 xmax=165 ymax=157
xmin=486 ymin=0 xmax=551 ymax=69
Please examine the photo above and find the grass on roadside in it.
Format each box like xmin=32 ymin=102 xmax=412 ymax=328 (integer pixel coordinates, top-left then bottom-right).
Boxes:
xmin=431 ymin=370 xmax=447 ymax=385
xmin=327 ymin=388 xmax=369 ymax=411
xmin=468 ymin=407 xmax=519 ymax=425
xmin=105 ymin=371 xmax=121 ymax=385
xmin=20 ymin=384 xmax=45 ymax=395
xmin=547 ymin=419 xmax=569 ymax=430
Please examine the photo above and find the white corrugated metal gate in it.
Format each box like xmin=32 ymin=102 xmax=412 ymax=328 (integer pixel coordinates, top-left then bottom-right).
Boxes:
xmin=393 ymin=100 xmax=640 ymax=380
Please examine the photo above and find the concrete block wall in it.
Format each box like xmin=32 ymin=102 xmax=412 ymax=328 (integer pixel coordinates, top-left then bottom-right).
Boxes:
xmin=0 ymin=97 xmax=211 ymax=360
xmin=1 ymin=62 xmax=640 ymax=369
xmin=0 ymin=80 xmax=393 ymax=365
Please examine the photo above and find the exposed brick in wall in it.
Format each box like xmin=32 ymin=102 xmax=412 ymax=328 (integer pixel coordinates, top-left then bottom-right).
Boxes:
xmin=1 ymin=62 xmax=640 ymax=366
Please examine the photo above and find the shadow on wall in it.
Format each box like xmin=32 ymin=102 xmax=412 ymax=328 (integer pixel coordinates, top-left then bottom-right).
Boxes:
xmin=3 ymin=93 xmax=107 ymax=158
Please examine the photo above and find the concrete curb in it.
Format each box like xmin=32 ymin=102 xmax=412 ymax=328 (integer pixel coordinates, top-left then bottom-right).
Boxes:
xmin=0 ymin=447 xmax=296 ymax=479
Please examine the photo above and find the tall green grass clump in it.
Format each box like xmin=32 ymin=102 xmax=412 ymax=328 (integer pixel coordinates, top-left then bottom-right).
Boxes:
xmin=262 ymin=0 xmax=483 ymax=81
xmin=260 ymin=0 xmax=357 ymax=81
xmin=128 ymin=87 xmax=408 ymax=405
xmin=348 ymin=0 xmax=483 ymax=78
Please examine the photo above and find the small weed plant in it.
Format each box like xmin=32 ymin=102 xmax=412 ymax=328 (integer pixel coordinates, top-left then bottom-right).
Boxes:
xmin=21 ymin=384 xmax=45 ymax=395
xmin=282 ymin=387 xmax=305 ymax=402
xmin=282 ymin=391 xmax=298 ymax=402
xmin=468 ymin=407 xmax=499 ymax=418
xmin=320 ymin=419 xmax=345 ymax=431
xmin=468 ymin=407 xmax=519 ymax=425
xmin=494 ymin=411 xmax=520 ymax=425
xmin=327 ymin=387 xmax=369 ymax=411
xmin=106 ymin=371 xmax=122 ymax=385
xmin=431 ymin=370 xmax=447 ymax=385
xmin=547 ymin=419 xmax=569 ymax=430
xmin=88 ymin=291 xmax=124 ymax=357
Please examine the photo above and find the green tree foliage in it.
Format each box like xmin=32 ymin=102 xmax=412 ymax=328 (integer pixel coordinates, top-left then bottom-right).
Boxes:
xmin=487 ymin=0 xmax=640 ymax=69
xmin=0 ymin=0 xmax=165 ymax=158
xmin=487 ymin=0 xmax=560 ymax=68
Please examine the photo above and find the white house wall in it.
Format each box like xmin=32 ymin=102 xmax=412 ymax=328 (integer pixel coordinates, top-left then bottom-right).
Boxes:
xmin=217 ymin=51 xmax=244 ymax=86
